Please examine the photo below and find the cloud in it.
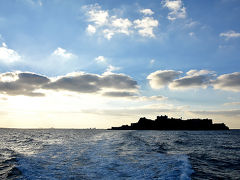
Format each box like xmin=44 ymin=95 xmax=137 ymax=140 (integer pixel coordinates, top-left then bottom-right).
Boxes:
xmin=220 ymin=30 xmax=240 ymax=40
xmin=44 ymin=72 xmax=100 ymax=93
xmin=105 ymin=65 xmax=120 ymax=73
xmin=189 ymin=32 xmax=195 ymax=37
xmin=18 ymin=72 xmax=50 ymax=85
xmin=134 ymin=17 xmax=158 ymax=37
xmin=95 ymin=56 xmax=106 ymax=63
xmin=4 ymin=70 xmax=240 ymax=97
xmin=169 ymin=70 xmax=216 ymax=89
xmin=81 ymin=103 xmax=180 ymax=117
xmin=98 ymin=73 xmax=137 ymax=90
xmin=212 ymin=72 xmax=240 ymax=92
xmin=24 ymin=0 xmax=42 ymax=6
xmin=0 ymin=43 xmax=21 ymax=63
xmin=150 ymin=59 xmax=155 ymax=64
xmin=0 ymin=71 xmax=138 ymax=97
xmin=184 ymin=21 xmax=199 ymax=28
xmin=147 ymin=70 xmax=218 ymax=90
xmin=147 ymin=69 xmax=240 ymax=92
xmin=86 ymin=24 xmax=96 ymax=34
xmin=83 ymin=4 xmax=158 ymax=39
xmin=44 ymin=72 xmax=138 ymax=94
xmin=147 ymin=70 xmax=182 ymax=89
xmin=192 ymin=109 xmax=240 ymax=117
xmin=111 ymin=18 xmax=132 ymax=35
xmin=102 ymin=91 xmax=167 ymax=101
xmin=52 ymin=47 xmax=75 ymax=59
xmin=102 ymin=18 xmax=132 ymax=40
xmin=223 ymin=102 xmax=240 ymax=106
xmin=136 ymin=95 xmax=167 ymax=101
xmin=0 ymin=72 xmax=49 ymax=96
xmin=86 ymin=4 xmax=109 ymax=26
xmin=103 ymin=91 xmax=136 ymax=97
xmin=140 ymin=9 xmax=154 ymax=16
xmin=163 ymin=0 xmax=187 ymax=21
xmin=84 ymin=4 xmax=133 ymax=39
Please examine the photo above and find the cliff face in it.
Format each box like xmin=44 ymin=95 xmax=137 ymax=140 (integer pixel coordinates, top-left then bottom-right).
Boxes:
xmin=110 ymin=115 xmax=229 ymax=130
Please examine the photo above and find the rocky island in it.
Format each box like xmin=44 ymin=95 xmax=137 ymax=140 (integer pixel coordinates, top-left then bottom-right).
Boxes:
xmin=110 ymin=115 xmax=229 ymax=130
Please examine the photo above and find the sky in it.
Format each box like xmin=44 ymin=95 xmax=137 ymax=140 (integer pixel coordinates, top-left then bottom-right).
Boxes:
xmin=0 ymin=0 xmax=240 ymax=129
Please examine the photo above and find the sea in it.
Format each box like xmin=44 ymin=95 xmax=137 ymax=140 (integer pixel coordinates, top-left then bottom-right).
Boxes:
xmin=0 ymin=129 xmax=239 ymax=180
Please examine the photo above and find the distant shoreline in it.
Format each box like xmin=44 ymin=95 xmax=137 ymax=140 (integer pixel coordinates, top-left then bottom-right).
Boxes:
xmin=109 ymin=115 xmax=229 ymax=130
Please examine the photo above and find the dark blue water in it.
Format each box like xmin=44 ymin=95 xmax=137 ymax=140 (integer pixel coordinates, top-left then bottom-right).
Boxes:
xmin=0 ymin=129 xmax=239 ymax=179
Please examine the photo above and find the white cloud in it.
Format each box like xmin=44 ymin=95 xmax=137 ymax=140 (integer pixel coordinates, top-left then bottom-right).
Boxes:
xmin=0 ymin=42 xmax=21 ymax=63
xmin=111 ymin=18 xmax=132 ymax=35
xmin=103 ymin=91 xmax=136 ymax=97
xmin=134 ymin=17 xmax=158 ymax=37
xmin=24 ymin=0 xmax=42 ymax=6
xmin=82 ymin=103 xmax=181 ymax=117
xmin=0 ymin=72 xmax=19 ymax=82
xmin=140 ymin=9 xmax=154 ymax=16
xmin=223 ymin=102 xmax=240 ymax=106
xmin=184 ymin=21 xmax=199 ymax=28
xmin=86 ymin=24 xmax=96 ymax=34
xmin=136 ymin=95 xmax=167 ymax=101
xmin=191 ymin=109 xmax=240 ymax=117
xmin=52 ymin=47 xmax=75 ymax=59
xmin=84 ymin=5 xmax=133 ymax=40
xmin=95 ymin=56 xmax=106 ymax=63
xmin=84 ymin=4 xmax=158 ymax=39
xmin=102 ymin=29 xmax=115 ymax=40
xmin=212 ymin=72 xmax=240 ymax=92
xmin=150 ymin=59 xmax=155 ymax=64
xmin=102 ymin=18 xmax=132 ymax=39
xmin=106 ymin=65 xmax=120 ymax=73
xmin=147 ymin=70 xmax=182 ymax=89
xmin=189 ymin=32 xmax=195 ymax=37
xmin=38 ymin=0 xmax=42 ymax=6
xmin=86 ymin=4 xmax=109 ymax=26
xmin=186 ymin=70 xmax=215 ymax=76
xmin=220 ymin=30 xmax=240 ymax=40
xmin=163 ymin=0 xmax=187 ymax=21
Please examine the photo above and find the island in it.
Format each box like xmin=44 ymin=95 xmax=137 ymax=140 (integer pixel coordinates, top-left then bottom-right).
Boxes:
xmin=109 ymin=115 xmax=229 ymax=130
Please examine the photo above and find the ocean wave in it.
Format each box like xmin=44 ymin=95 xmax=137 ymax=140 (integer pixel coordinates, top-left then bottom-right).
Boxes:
xmin=11 ymin=131 xmax=194 ymax=179
xmin=0 ymin=148 xmax=22 ymax=179
xmin=5 ymin=129 xmax=239 ymax=179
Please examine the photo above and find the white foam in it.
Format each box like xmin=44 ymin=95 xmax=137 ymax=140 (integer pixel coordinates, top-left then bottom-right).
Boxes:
xmin=15 ymin=130 xmax=193 ymax=179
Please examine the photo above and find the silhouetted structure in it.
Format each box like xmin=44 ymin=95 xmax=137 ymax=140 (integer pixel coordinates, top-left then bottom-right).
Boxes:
xmin=110 ymin=115 xmax=229 ymax=130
